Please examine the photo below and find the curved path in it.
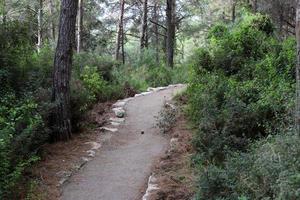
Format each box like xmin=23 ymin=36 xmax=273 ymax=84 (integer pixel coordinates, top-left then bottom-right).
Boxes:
xmin=61 ymin=86 xmax=184 ymax=200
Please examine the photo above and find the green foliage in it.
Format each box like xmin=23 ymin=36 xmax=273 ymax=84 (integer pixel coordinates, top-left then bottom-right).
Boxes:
xmin=146 ymin=66 xmax=173 ymax=87
xmin=187 ymin=12 xmax=296 ymax=200
xmin=196 ymin=133 xmax=300 ymax=200
xmin=205 ymin=13 xmax=276 ymax=76
xmin=112 ymin=65 xmax=149 ymax=92
xmin=0 ymin=94 xmax=46 ymax=198
xmin=112 ymin=64 xmax=175 ymax=92
xmin=74 ymin=52 xmax=119 ymax=81
xmin=207 ymin=24 xmax=229 ymax=39
xmin=0 ymin=21 xmax=34 ymax=93
xmin=113 ymin=47 xmax=187 ymax=91
xmin=81 ymin=66 xmax=108 ymax=100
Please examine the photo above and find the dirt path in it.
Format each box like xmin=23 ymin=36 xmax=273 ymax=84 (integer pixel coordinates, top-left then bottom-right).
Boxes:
xmin=61 ymin=86 xmax=185 ymax=200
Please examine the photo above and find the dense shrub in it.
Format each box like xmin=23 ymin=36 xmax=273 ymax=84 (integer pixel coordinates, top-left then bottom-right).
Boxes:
xmin=0 ymin=94 xmax=47 ymax=198
xmin=187 ymin=12 xmax=297 ymax=200
xmin=196 ymin=133 xmax=300 ymax=200
xmin=74 ymin=52 xmax=119 ymax=81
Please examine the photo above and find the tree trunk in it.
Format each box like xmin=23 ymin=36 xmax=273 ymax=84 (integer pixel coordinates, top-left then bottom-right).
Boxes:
xmin=140 ymin=0 xmax=148 ymax=50
xmin=52 ymin=0 xmax=78 ymax=141
xmin=49 ymin=0 xmax=56 ymax=41
xmin=232 ymin=0 xmax=236 ymax=22
xmin=37 ymin=0 xmax=43 ymax=53
xmin=116 ymin=0 xmax=125 ymax=64
xmin=153 ymin=0 xmax=159 ymax=65
xmin=296 ymin=0 xmax=300 ymax=134
xmin=279 ymin=12 xmax=284 ymax=37
xmin=1 ymin=0 xmax=6 ymax=24
xmin=77 ymin=0 xmax=83 ymax=53
xmin=253 ymin=0 xmax=257 ymax=12
xmin=166 ymin=0 xmax=176 ymax=68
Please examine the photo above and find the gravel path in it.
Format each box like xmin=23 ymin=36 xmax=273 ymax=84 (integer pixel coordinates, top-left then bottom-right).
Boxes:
xmin=61 ymin=86 xmax=184 ymax=200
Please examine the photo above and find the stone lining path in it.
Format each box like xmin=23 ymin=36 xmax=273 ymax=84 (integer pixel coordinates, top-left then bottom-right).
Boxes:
xmin=61 ymin=85 xmax=185 ymax=200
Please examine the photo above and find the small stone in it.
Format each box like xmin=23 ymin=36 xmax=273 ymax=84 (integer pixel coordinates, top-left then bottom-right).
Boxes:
xmin=74 ymin=157 xmax=90 ymax=170
xmin=147 ymin=87 xmax=155 ymax=92
xmin=135 ymin=94 xmax=143 ymax=97
xmin=112 ymin=107 xmax=125 ymax=118
xmin=87 ymin=150 xmax=96 ymax=157
xmin=111 ymin=122 xmax=121 ymax=126
xmin=85 ymin=142 xmax=102 ymax=150
xmin=58 ymin=177 xmax=68 ymax=186
xmin=141 ymin=92 xmax=152 ymax=96
xmin=113 ymin=101 xmax=126 ymax=108
xmin=156 ymin=86 xmax=167 ymax=91
xmin=100 ymin=127 xmax=118 ymax=133
xmin=109 ymin=117 xmax=125 ymax=123
xmin=170 ymin=138 xmax=179 ymax=151
xmin=123 ymin=97 xmax=134 ymax=102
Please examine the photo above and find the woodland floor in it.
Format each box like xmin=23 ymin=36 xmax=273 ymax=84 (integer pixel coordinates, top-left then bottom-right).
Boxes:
xmin=29 ymin=86 xmax=195 ymax=200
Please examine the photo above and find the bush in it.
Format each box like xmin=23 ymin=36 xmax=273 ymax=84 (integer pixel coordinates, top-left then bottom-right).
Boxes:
xmin=0 ymin=94 xmax=47 ymax=198
xmin=196 ymin=133 xmax=300 ymax=200
xmin=81 ymin=66 xmax=108 ymax=100
xmin=187 ymin=12 xmax=296 ymax=200
xmin=188 ymin=12 xmax=294 ymax=158
xmin=74 ymin=53 xmax=119 ymax=81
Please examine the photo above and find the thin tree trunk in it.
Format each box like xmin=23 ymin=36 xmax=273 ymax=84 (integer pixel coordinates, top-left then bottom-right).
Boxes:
xmin=279 ymin=12 xmax=284 ymax=37
xmin=77 ymin=0 xmax=83 ymax=53
xmin=140 ymin=0 xmax=148 ymax=50
xmin=153 ymin=0 xmax=159 ymax=65
xmin=37 ymin=0 xmax=43 ymax=53
xmin=52 ymin=0 xmax=78 ymax=141
xmin=296 ymin=0 xmax=300 ymax=134
xmin=253 ymin=0 xmax=257 ymax=12
xmin=121 ymin=31 xmax=125 ymax=64
xmin=116 ymin=0 xmax=125 ymax=64
xmin=49 ymin=0 xmax=56 ymax=41
xmin=232 ymin=0 xmax=236 ymax=22
xmin=1 ymin=0 xmax=6 ymax=24
xmin=166 ymin=0 xmax=176 ymax=68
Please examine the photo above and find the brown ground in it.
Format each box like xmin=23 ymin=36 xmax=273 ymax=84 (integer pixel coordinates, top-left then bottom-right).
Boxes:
xmin=61 ymin=87 xmax=184 ymax=200
xmin=28 ymin=102 xmax=114 ymax=200
xmin=26 ymin=86 xmax=195 ymax=200
xmin=147 ymin=112 xmax=196 ymax=200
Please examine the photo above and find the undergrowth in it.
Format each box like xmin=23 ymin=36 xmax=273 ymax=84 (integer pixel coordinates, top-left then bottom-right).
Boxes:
xmin=186 ymin=12 xmax=297 ymax=200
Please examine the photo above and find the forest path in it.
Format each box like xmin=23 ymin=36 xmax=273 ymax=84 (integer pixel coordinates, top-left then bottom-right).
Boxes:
xmin=61 ymin=85 xmax=185 ymax=200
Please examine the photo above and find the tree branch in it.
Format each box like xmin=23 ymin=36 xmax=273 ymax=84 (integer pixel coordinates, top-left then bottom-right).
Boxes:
xmin=149 ymin=19 xmax=167 ymax=30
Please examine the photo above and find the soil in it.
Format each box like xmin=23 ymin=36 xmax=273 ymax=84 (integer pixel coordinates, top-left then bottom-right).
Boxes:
xmin=29 ymin=102 xmax=114 ymax=200
xmin=146 ymin=113 xmax=196 ymax=200
xmin=61 ymin=86 xmax=184 ymax=200
xmin=28 ymin=85 xmax=195 ymax=200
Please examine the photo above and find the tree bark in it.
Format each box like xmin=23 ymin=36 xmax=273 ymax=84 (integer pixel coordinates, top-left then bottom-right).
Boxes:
xmin=140 ymin=0 xmax=148 ymax=50
xmin=153 ymin=0 xmax=159 ymax=65
xmin=49 ymin=0 xmax=56 ymax=41
xmin=37 ymin=0 xmax=43 ymax=53
xmin=166 ymin=0 xmax=176 ymax=68
xmin=77 ymin=0 xmax=83 ymax=53
xmin=232 ymin=0 xmax=236 ymax=22
xmin=253 ymin=0 xmax=257 ymax=12
xmin=52 ymin=0 xmax=78 ymax=141
xmin=296 ymin=0 xmax=300 ymax=134
xmin=116 ymin=0 xmax=125 ymax=64
xmin=1 ymin=0 xmax=6 ymax=24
